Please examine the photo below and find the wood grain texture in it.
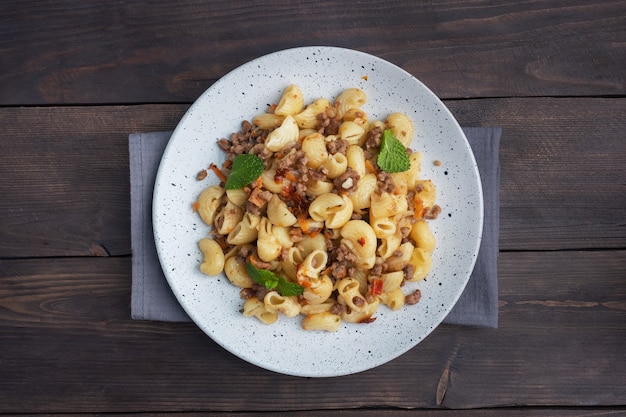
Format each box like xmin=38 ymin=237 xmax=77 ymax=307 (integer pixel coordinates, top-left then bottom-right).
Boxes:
xmin=0 ymin=105 xmax=188 ymax=258
xmin=1 ymin=1 xmax=624 ymax=413
xmin=1 ymin=251 xmax=624 ymax=413
xmin=0 ymin=0 xmax=624 ymax=105
xmin=2 ymin=410 xmax=626 ymax=417
xmin=1 ymin=98 xmax=624 ymax=258
xmin=447 ymin=97 xmax=626 ymax=250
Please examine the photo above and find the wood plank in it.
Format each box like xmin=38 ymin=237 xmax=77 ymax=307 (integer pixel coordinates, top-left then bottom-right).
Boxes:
xmin=447 ymin=97 xmax=626 ymax=250
xmin=1 ymin=251 xmax=624 ymax=412
xmin=0 ymin=105 xmax=188 ymax=257
xmin=2 ymin=409 xmax=625 ymax=417
xmin=0 ymin=0 xmax=624 ymax=105
xmin=1 ymin=98 xmax=624 ymax=258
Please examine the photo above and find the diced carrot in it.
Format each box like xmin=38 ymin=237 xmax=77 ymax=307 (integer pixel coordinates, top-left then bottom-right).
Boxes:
xmin=285 ymin=171 xmax=298 ymax=183
xmin=208 ymin=163 xmax=227 ymax=183
xmin=365 ymin=159 xmax=377 ymax=174
xmin=413 ymin=196 xmax=424 ymax=219
xmin=192 ymin=201 xmax=200 ymax=212
xmin=297 ymin=216 xmax=310 ymax=233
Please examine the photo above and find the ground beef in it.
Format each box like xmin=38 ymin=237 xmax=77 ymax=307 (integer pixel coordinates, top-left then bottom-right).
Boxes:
xmin=301 ymin=167 xmax=325 ymax=184
xmin=376 ymin=171 xmax=395 ymax=194
xmin=327 ymin=138 xmax=348 ymax=155
xmin=217 ymin=120 xmax=269 ymax=163
xmin=248 ymin=143 xmax=273 ymax=166
xmin=329 ymin=262 xmax=348 ymax=280
xmin=328 ymin=242 xmax=358 ymax=280
xmin=352 ymin=296 xmax=365 ymax=308
xmin=406 ymin=190 xmax=416 ymax=211
xmin=365 ymin=126 xmax=383 ymax=149
xmin=275 ymin=149 xmax=325 ymax=190
xmin=333 ymin=167 xmax=360 ymax=193
xmin=370 ymin=262 xmax=388 ymax=277
xmin=405 ymin=289 xmax=422 ymax=305
xmin=334 ymin=242 xmax=357 ymax=263
xmin=324 ymin=232 xmax=336 ymax=252
xmin=246 ymin=202 xmax=262 ymax=216
xmin=317 ymin=107 xmax=341 ymax=136
xmin=331 ymin=303 xmax=346 ymax=315
xmin=403 ymin=264 xmax=415 ymax=281
xmin=236 ymin=245 xmax=252 ymax=264
xmin=217 ymin=138 xmax=231 ymax=152
xmin=423 ymin=204 xmax=442 ymax=220
xmin=196 ymin=169 xmax=208 ymax=181
xmin=239 ymin=283 xmax=271 ymax=301
xmin=289 ymin=227 xmax=305 ymax=243
xmin=239 ymin=287 xmax=254 ymax=299
xmin=278 ymin=247 xmax=290 ymax=262
xmin=277 ymin=149 xmax=305 ymax=171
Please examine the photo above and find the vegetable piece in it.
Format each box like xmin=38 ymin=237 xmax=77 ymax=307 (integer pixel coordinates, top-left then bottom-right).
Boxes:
xmin=246 ymin=262 xmax=304 ymax=296
xmin=224 ymin=154 xmax=265 ymax=190
xmin=208 ymin=163 xmax=227 ymax=183
xmin=370 ymin=278 xmax=383 ymax=296
xmin=377 ymin=129 xmax=410 ymax=173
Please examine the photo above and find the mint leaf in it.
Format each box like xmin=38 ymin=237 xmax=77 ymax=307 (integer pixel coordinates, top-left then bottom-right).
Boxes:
xmin=377 ymin=129 xmax=410 ymax=173
xmin=246 ymin=262 xmax=278 ymax=289
xmin=276 ymin=278 xmax=305 ymax=296
xmin=225 ymin=154 xmax=264 ymax=190
xmin=245 ymin=262 xmax=304 ymax=296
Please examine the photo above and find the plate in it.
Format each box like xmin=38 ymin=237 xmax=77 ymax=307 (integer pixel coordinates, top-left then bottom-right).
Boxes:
xmin=153 ymin=46 xmax=483 ymax=377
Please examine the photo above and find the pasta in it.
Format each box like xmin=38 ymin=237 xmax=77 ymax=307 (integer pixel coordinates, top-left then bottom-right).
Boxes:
xmin=198 ymin=238 xmax=225 ymax=276
xmin=264 ymin=115 xmax=299 ymax=152
xmin=193 ymin=85 xmax=441 ymax=331
xmin=242 ymin=297 xmax=278 ymax=324
xmin=386 ymin=112 xmax=414 ymax=147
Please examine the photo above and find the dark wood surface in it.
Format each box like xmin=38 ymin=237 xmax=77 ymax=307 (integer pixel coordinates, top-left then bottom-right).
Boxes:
xmin=1 ymin=0 xmax=624 ymax=415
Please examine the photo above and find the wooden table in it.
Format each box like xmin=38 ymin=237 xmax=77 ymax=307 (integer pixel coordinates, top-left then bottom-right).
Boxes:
xmin=1 ymin=1 xmax=625 ymax=415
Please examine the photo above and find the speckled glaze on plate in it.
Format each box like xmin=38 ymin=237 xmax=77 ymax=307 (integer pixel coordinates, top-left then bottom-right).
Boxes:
xmin=153 ymin=46 xmax=483 ymax=377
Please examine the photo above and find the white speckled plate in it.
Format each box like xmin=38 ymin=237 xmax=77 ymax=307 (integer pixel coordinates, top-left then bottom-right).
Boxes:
xmin=153 ymin=46 xmax=483 ymax=377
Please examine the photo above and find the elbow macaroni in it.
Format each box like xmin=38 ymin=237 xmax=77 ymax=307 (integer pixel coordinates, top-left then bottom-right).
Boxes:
xmin=193 ymin=84 xmax=441 ymax=331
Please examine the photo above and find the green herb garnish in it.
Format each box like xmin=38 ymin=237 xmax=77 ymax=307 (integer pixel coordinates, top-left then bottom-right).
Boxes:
xmin=224 ymin=154 xmax=264 ymax=190
xmin=245 ymin=262 xmax=304 ymax=296
xmin=377 ymin=129 xmax=411 ymax=173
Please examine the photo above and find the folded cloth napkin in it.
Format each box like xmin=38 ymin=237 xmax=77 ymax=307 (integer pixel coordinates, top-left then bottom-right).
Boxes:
xmin=129 ymin=127 xmax=501 ymax=327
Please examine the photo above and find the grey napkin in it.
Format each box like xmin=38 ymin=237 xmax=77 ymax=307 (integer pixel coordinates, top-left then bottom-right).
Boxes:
xmin=129 ymin=127 xmax=500 ymax=327
xmin=444 ymin=127 xmax=500 ymax=328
